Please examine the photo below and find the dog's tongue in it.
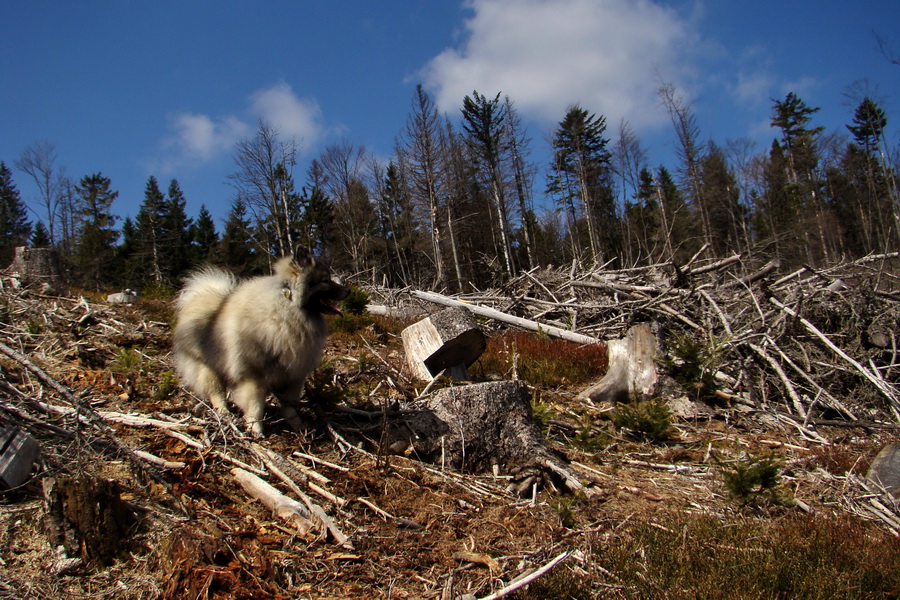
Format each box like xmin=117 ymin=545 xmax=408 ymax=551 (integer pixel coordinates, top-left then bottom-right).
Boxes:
xmin=323 ymin=301 xmax=343 ymax=316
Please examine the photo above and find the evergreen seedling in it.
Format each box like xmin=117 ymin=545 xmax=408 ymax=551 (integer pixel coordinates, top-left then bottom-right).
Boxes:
xmin=611 ymin=398 xmax=672 ymax=442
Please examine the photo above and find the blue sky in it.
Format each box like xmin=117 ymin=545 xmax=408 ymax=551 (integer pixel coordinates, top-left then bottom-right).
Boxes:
xmin=2 ymin=1 xmax=899 ymax=230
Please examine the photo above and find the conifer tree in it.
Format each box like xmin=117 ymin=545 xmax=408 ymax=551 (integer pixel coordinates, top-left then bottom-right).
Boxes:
xmin=462 ymin=90 xmax=515 ymax=276
xmin=548 ymin=105 xmax=619 ymax=265
xmin=219 ymin=197 xmax=260 ymax=275
xmin=116 ymin=216 xmax=141 ymax=288
xmin=31 ymin=221 xmax=50 ymax=248
xmin=769 ymin=93 xmax=827 ymax=264
xmin=625 ymin=167 xmax=662 ymax=262
xmin=700 ymin=144 xmax=745 ymax=255
xmin=846 ymin=96 xmax=899 ymax=247
xmin=163 ymin=179 xmax=193 ymax=282
xmin=135 ymin=176 xmax=166 ymax=282
xmin=0 ymin=162 xmax=31 ymax=265
xmin=190 ymin=205 xmax=219 ymax=264
xmin=72 ymin=173 xmax=118 ymax=290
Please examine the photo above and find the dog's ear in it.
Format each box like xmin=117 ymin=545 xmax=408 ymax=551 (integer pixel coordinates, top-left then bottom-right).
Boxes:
xmin=292 ymin=246 xmax=314 ymax=267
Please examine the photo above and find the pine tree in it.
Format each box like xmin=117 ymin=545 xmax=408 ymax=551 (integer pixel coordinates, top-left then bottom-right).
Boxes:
xmin=163 ymin=179 xmax=194 ymax=282
xmin=31 ymin=221 xmax=51 ymax=248
xmin=219 ymin=197 xmax=260 ymax=275
xmin=548 ymin=105 xmax=619 ymax=265
xmin=0 ymin=162 xmax=31 ymax=265
xmin=769 ymin=93 xmax=827 ymax=264
xmin=190 ymin=205 xmax=219 ymax=264
xmin=135 ymin=176 xmax=166 ymax=282
xmin=848 ymin=96 xmax=887 ymax=154
xmin=297 ymin=185 xmax=333 ymax=256
xmin=625 ymin=167 xmax=662 ymax=262
xmin=116 ymin=216 xmax=141 ymax=288
xmin=462 ymin=90 xmax=515 ymax=276
xmin=700 ymin=144 xmax=745 ymax=256
xmin=72 ymin=173 xmax=119 ymax=290
xmin=656 ymin=166 xmax=697 ymax=264
xmin=846 ymin=96 xmax=899 ymax=248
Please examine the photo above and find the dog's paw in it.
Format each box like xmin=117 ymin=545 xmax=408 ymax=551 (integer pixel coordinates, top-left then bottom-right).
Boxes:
xmin=280 ymin=405 xmax=304 ymax=432
xmin=248 ymin=421 xmax=266 ymax=438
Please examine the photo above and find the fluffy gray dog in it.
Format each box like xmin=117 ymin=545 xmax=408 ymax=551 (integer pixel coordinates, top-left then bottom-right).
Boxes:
xmin=173 ymin=247 xmax=348 ymax=436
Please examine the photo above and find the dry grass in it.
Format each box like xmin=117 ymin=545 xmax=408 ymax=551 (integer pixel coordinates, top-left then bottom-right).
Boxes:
xmin=514 ymin=513 xmax=900 ymax=599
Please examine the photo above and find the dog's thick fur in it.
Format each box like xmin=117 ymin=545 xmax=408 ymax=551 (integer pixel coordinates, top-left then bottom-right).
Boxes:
xmin=173 ymin=247 xmax=348 ymax=436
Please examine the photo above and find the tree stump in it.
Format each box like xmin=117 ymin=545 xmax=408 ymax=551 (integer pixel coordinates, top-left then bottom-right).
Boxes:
xmin=42 ymin=475 xmax=135 ymax=567
xmin=7 ymin=246 xmax=65 ymax=295
xmin=578 ymin=322 xmax=658 ymax=403
xmin=393 ymin=381 xmax=584 ymax=494
xmin=401 ymin=307 xmax=486 ymax=381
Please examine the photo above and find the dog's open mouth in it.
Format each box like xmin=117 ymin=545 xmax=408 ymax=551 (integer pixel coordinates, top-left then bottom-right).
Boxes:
xmin=308 ymin=294 xmax=345 ymax=316
xmin=319 ymin=300 xmax=343 ymax=316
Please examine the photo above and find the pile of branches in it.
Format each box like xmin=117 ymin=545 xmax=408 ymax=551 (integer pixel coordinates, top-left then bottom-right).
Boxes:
xmin=373 ymin=250 xmax=900 ymax=436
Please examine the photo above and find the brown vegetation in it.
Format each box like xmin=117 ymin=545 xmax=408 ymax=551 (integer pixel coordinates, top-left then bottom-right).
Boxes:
xmin=2 ymin=252 xmax=900 ymax=599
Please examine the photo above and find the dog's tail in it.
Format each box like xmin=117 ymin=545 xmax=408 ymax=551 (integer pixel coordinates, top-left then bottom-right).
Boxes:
xmin=175 ymin=267 xmax=236 ymax=325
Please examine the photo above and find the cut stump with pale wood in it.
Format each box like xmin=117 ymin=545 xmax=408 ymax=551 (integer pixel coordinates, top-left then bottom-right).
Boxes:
xmin=401 ymin=307 xmax=486 ymax=381
xmin=578 ymin=322 xmax=658 ymax=404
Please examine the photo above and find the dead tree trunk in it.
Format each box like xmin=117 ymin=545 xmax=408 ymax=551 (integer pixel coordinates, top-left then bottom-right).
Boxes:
xmin=578 ymin=322 xmax=658 ymax=403
xmin=42 ymin=475 xmax=135 ymax=568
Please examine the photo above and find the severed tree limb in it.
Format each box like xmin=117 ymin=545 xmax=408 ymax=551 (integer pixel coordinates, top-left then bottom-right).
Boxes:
xmin=683 ymin=252 xmax=741 ymax=276
xmin=0 ymin=340 xmax=193 ymax=515
xmin=722 ymin=260 xmax=779 ymax=288
xmin=476 ymin=551 xmax=570 ymax=600
xmin=133 ymin=450 xmax=185 ymax=470
xmin=748 ymin=342 xmax=807 ymax=419
xmin=410 ymin=290 xmax=600 ymax=345
xmin=765 ymin=338 xmax=857 ymax=420
xmin=249 ymin=444 xmax=352 ymax=548
xmin=231 ymin=467 xmax=315 ymax=536
xmin=164 ymin=429 xmax=268 ymax=476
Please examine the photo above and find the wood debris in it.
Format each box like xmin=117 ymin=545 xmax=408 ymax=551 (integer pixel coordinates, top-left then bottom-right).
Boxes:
xmin=0 ymin=252 xmax=899 ymax=598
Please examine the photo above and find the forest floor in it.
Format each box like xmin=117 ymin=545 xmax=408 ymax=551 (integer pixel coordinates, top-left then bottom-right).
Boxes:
xmin=2 ymin=266 xmax=900 ymax=599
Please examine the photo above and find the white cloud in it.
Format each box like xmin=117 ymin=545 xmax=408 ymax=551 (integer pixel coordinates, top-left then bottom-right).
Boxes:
xmin=157 ymin=83 xmax=325 ymax=173
xmin=732 ymin=70 xmax=775 ymax=106
xmin=420 ymin=0 xmax=698 ymax=131
xmin=250 ymin=82 xmax=324 ymax=146
xmin=170 ymin=113 xmax=250 ymax=161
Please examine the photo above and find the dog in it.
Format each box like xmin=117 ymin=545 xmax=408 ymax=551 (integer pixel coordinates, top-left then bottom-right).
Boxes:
xmin=173 ymin=246 xmax=348 ymax=436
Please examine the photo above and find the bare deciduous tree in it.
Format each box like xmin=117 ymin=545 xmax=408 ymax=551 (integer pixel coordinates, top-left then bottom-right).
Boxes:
xmin=398 ymin=85 xmax=448 ymax=287
xmin=16 ymin=140 xmax=66 ymax=244
xmin=229 ymin=121 xmax=301 ymax=258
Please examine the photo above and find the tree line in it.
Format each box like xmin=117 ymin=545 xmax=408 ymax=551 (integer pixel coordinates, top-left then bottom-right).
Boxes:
xmin=1 ymin=83 xmax=898 ymax=293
